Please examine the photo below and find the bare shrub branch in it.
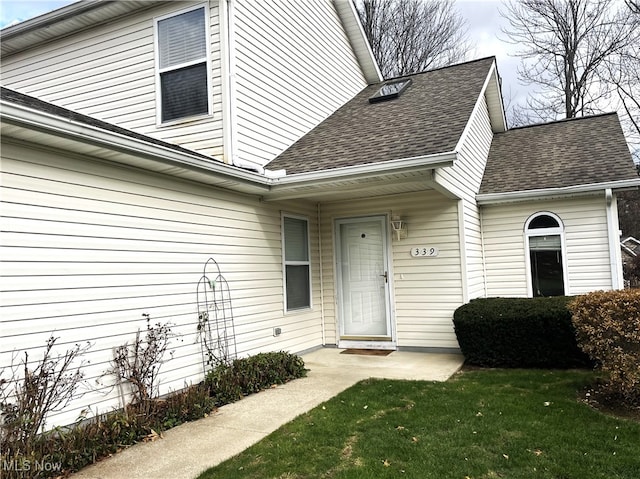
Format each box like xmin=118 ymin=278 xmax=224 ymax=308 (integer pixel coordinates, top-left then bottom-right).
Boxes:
xmin=0 ymin=337 xmax=90 ymax=459
xmin=110 ymin=314 xmax=173 ymax=407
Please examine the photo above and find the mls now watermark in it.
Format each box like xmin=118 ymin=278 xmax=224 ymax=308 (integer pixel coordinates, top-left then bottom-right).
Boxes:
xmin=2 ymin=458 xmax=62 ymax=473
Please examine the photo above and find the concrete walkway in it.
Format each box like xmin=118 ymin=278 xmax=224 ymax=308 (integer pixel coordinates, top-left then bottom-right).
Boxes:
xmin=72 ymin=348 xmax=464 ymax=479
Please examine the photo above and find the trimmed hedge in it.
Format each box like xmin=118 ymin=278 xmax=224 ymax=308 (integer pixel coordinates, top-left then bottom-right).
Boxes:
xmin=206 ymin=351 xmax=307 ymax=405
xmin=569 ymin=290 xmax=640 ymax=403
xmin=453 ymin=296 xmax=591 ymax=368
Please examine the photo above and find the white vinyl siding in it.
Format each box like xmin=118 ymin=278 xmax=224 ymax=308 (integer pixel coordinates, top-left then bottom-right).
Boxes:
xmin=437 ymin=94 xmax=494 ymax=300
xmin=231 ymin=0 xmax=367 ymax=166
xmin=0 ymin=141 xmax=322 ymax=429
xmin=481 ymin=196 xmax=613 ymax=297
xmin=320 ymin=191 xmax=463 ymax=350
xmin=0 ymin=1 xmax=223 ymax=159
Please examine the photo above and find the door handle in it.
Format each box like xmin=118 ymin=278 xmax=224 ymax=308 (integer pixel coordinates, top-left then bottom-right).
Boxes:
xmin=380 ymin=271 xmax=388 ymax=283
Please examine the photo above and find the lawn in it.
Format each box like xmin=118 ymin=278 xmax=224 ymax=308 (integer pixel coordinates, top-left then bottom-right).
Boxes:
xmin=197 ymin=369 xmax=640 ymax=479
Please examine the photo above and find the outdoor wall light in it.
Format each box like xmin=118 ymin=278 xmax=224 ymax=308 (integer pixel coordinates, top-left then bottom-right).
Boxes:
xmin=391 ymin=215 xmax=407 ymax=241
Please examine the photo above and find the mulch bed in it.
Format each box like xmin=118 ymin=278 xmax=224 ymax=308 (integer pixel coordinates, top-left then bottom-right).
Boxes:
xmin=579 ymin=380 xmax=640 ymax=423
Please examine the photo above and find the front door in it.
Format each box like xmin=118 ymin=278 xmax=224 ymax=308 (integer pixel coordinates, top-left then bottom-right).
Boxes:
xmin=336 ymin=216 xmax=392 ymax=342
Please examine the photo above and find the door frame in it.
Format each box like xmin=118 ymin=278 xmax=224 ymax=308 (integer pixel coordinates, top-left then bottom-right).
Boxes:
xmin=334 ymin=215 xmax=396 ymax=350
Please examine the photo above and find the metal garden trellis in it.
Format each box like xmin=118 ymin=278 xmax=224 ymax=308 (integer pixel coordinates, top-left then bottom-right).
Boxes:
xmin=196 ymin=258 xmax=237 ymax=369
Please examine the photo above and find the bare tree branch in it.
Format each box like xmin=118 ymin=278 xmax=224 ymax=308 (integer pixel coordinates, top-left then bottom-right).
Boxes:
xmin=355 ymin=0 xmax=470 ymax=78
xmin=501 ymin=0 xmax=639 ymax=122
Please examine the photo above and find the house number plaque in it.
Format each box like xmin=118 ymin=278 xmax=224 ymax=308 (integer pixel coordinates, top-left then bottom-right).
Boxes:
xmin=410 ymin=247 xmax=439 ymax=257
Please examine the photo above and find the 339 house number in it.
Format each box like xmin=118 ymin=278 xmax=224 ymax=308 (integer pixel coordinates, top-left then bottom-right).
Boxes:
xmin=411 ymin=247 xmax=439 ymax=257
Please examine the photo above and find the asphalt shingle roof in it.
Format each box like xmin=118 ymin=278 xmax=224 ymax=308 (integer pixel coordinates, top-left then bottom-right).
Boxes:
xmin=479 ymin=113 xmax=637 ymax=195
xmin=266 ymin=57 xmax=495 ymax=175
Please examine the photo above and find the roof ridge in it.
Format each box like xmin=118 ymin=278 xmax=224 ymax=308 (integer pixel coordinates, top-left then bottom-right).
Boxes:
xmin=380 ymin=56 xmax=496 ymax=83
xmin=506 ymin=112 xmax=618 ymax=132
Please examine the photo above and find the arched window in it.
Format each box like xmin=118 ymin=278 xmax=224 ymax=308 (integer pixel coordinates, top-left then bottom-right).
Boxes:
xmin=525 ymin=212 xmax=566 ymax=297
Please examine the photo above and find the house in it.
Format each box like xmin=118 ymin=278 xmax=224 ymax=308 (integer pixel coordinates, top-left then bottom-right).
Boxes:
xmin=621 ymin=236 xmax=640 ymax=287
xmin=1 ymin=0 xmax=638 ymax=429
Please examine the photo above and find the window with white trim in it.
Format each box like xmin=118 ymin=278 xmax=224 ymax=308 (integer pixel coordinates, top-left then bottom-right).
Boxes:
xmin=156 ymin=6 xmax=209 ymax=123
xmin=283 ymin=215 xmax=311 ymax=311
xmin=525 ymin=212 xmax=566 ymax=297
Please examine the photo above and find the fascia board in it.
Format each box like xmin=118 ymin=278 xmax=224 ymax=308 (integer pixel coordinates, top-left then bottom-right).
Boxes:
xmin=1 ymin=100 xmax=457 ymax=198
xmin=476 ymin=179 xmax=640 ymax=205
xmin=0 ymin=0 xmax=102 ymax=36
xmin=454 ymin=59 xmax=505 ymax=154
xmin=333 ymin=0 xmax=383 ymax=84
xmin=0 ymin=101 xmax=271 ymax=192
xmin=269 ymin=151 xmax=457 ymax=188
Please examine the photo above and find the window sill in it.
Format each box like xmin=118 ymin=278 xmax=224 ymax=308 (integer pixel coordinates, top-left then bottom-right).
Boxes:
xmin=285 ymin=306 xmax=313 ymax=315
xmin=157 ymin=113 xmax=213 ymax=128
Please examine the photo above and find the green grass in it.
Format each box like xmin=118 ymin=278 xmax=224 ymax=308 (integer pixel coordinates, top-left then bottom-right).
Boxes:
xmin=196 ymin=369 xmax=640 ymax=479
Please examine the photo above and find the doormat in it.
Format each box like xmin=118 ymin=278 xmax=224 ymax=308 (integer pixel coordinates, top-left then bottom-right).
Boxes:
xmin=340 ymin=349 xmax=393 ymax=356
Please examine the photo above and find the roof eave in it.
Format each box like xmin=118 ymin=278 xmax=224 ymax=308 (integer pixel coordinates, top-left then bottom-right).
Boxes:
xmin=263 ymin=151 xmax=457 ymax=201
xmin=273 ymin=151 xmax=456 ymax=185
xmin=333 ymin=0 xmax=383 ymax=84
xmin=0 ymin=1 xmax=162 ymax=56
xmin=0 ymin=99 xmax=272 ymax=195
xmin=476 ymin=179 xmax=640 ymax=205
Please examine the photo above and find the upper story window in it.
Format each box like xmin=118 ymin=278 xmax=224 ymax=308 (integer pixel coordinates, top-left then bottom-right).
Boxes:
xmin=525 ymin=212 xmax=567 ymax=297
xmin=156 ymin=6 xmax=210 ymax=123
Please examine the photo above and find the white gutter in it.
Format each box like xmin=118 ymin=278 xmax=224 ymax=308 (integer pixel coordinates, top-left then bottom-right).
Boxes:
xmin=2 ymin=99 xmax=457 ymax=198
xmin=476 ymin=179 xmax=640 ymax=205
xmin=605 ymin=189 xmax=623 ymax=290
xmin=271 ymin=151 xmax=457 ymax=186
xmin=0 ymin=100 xmax=271 ymax=191
xmin=0 ymin=0 xmax=102 ymax=35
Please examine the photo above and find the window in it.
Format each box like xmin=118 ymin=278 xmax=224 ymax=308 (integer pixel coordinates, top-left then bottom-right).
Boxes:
xmin=283 ymin=215 xmax=311 ymax=311
xmin=156 ymin=6 xmax=209 ymax=123
xmin=369 ymin=79 xmax=412 ymax=103
xmin=525 ymin=212 xmax=566 ymax=297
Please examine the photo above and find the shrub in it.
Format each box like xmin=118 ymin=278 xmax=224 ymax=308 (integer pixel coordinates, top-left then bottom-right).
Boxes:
xmin=453 ymin=297 xmax=591 ymax=368
xmin=110 ymin=314 xmax=173 ymax=407
xmin=0 ymin=336 xmax=89 ymax=477
xmin=206 ymin=351 xmax=306 ymax=406
xmin=568 ymin=290 xmax=640 ymax=404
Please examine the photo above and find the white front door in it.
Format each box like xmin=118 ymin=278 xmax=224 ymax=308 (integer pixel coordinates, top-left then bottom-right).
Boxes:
xmin=336 ymin=216 xmax=391 ymax=341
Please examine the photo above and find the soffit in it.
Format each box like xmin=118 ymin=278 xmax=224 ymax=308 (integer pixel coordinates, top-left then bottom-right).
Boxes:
xmin=1 ymin=1 xmax=163 ymax=57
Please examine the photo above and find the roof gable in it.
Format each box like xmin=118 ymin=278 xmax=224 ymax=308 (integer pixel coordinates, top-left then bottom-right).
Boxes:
xmin=479 ymin=113 xmax=638 ymax=196
xmin=0 ymin=0 xmax=381 ymax=84
xmin=266 ymin=57 xmax=496 ymax=175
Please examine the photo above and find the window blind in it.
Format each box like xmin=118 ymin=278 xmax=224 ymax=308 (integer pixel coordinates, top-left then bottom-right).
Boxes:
xmin=284 ymin=217 xmax=309 ymax=262
xmin=158 ymin=8 xmax=206 ymax=69
xmin=529 ymin=235 xmax=561 ymax=251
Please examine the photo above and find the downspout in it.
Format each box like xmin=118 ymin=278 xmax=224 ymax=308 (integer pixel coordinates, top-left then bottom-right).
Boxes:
xmin=479 ymin=204 xmax=488 ymax=298
xmin=457 ymin=199 xmax=470 ymax=304
xmin=221 ymin=0 xmax=239 ymax=166
xmin=605 ymin=188 xmax=623 ymax=289
xmin=317 ymin=203 xmax=326 ymax=345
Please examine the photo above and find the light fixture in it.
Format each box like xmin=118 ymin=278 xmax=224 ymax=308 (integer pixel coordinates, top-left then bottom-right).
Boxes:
xmin=390 ymin=215 xmax=407 ymax=241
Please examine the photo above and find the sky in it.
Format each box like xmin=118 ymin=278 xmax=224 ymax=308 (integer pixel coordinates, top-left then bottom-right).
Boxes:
xmin=0 ymin=0 xmax=525 ymax=100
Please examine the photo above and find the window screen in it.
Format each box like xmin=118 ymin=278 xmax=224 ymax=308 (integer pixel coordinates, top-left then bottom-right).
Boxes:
xmin=157 ymin=7 xmax=208 ymax=122
xmin=161 ymin=64 xmax=208 ymax=122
